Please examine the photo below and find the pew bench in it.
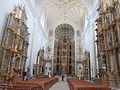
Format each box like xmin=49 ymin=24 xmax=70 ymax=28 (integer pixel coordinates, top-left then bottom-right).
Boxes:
xmin=16 ymin=78 xmax=58 ymax=90
xmin=0 ymin=83 xmax=38 ymax=90
xmin=67 ymin=78 xmax=111 ymax=90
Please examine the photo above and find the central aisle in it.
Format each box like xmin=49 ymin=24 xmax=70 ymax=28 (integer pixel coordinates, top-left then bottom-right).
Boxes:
xmin=49 ymin=81 xmax=69 ymax=90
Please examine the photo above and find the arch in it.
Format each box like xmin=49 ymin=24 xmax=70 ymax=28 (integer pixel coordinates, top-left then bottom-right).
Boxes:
xmin=55 ymin=23 xmax=74 ymax=39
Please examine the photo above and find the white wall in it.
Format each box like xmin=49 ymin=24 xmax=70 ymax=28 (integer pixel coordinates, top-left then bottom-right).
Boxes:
xmin=81 ymin=0 xmax=99 ymax=78
xmin=0 ymin=0 xmax=47 ymax=75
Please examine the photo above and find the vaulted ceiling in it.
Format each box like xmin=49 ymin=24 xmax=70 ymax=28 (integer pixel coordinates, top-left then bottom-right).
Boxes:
xmin=28 ymin=0 xmax=98 ymax=33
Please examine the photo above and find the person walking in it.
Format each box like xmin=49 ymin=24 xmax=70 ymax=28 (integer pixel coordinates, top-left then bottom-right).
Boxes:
xmin=23 ymin=70 xmax=26 ymax=81
xmin=62 ymin=74 xmax=64 ymax=81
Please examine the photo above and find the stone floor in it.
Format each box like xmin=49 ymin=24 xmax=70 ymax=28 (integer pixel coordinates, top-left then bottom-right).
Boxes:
xmin=49 ymin=76 xmax=69 ymax=90
xmin=49 ymin=76 xmax=120 ymax=90
xmin=49 ymin=81 xmax=69 ymax=90
xmin=49 ymin=81 xmax=120 ymax=90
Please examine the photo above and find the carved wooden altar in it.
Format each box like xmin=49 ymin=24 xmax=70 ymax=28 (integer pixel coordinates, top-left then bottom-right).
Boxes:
xmin=96 ymin=0 xmax=120 ymax=87
xmin=54 ymin=36 xmax=75 ymax=76
xmin=34 ymin=49 xmax=45 ymax=76
xmin=83 ymin=51 xmax=91 ymax=80
xmin=0 ymin=5 xmax=29 ymax=83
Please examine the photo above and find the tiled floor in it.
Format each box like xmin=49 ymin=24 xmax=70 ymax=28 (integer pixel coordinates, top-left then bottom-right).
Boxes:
xmin=49 ymin=81 xmax=69 ymax=90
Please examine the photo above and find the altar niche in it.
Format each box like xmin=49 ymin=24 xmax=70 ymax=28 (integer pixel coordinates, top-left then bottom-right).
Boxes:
xmin=54 ymin=24 xmax=75 ymax=76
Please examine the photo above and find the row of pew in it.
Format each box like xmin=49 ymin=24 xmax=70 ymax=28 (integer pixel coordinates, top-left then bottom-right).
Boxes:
xmin=0 ymin=83 xmax=38 ymax=90
xmin=0 ymin=77 xmax=58 ymax=90
xmin=67 ymin=78 xmax=111 ymax=90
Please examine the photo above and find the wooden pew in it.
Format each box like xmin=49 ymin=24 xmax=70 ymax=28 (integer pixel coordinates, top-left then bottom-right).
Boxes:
xmin=0 ymin=78 xmax=58 ymax=90
xmin=0 ymin=83 xmax=38 ymax=90
xmin=16 ymin=78 xmax=58 ymax=90
xmin=67 ymin=78 xmax=111 ymax=90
